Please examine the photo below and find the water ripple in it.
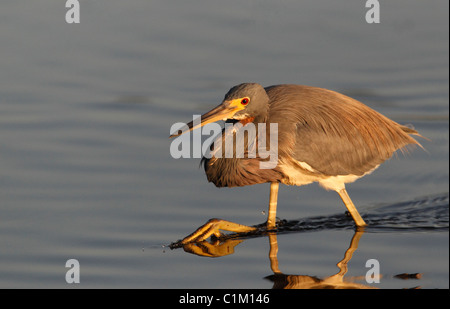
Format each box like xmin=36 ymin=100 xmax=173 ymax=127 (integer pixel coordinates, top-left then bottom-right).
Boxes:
xmin=257 ymin=192 xmax=449 ymax=236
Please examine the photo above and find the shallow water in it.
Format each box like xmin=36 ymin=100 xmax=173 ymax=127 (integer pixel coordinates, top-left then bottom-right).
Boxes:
xmin=0 ymin=1 xmax=448 ymax=289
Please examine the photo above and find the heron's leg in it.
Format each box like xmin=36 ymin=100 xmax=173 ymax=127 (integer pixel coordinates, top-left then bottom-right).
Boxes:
xmin=267 ymin=182 xmax=279 ymax=229
xmin=337 ymin=188 xmax=367 ymax=227
xmin=179 ymin=218 xmax=256 ymax=245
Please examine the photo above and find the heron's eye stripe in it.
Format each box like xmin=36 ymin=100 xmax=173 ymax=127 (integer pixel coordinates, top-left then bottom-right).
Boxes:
xmin=240 ymin=98 xmax=250 ymax=105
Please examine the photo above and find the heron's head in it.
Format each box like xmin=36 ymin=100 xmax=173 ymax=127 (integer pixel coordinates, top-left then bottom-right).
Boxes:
xmin=170 ymin=83 xmax=269 ymax=138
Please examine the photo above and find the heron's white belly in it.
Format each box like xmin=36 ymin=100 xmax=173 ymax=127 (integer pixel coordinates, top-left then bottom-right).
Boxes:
xmin=279 ymin=160 xmax=379 ymax=191
xmin=278 ymin=161 xmax=323 ymax=187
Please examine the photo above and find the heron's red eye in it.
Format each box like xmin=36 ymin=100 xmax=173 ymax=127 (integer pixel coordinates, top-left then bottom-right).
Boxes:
xmin=241 ymin=98 xmax=249 ymax=105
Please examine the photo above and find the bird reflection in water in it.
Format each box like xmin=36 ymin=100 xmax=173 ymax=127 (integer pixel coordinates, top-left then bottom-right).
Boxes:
xmin=171 ymin=228 xmax=374 ymax=288
xmin=265 ymin=231 xmax=374 ymax=289
xmin=171 ymin=229 xmax=422 ymax=289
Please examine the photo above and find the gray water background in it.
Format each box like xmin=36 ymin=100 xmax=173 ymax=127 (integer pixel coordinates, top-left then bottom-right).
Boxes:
xmin=0 ymin=0 xmax=448 ymax=288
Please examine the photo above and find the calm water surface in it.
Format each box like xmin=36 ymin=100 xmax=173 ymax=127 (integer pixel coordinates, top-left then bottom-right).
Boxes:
xmin=0 ymin=1 xmax=448 ymax=288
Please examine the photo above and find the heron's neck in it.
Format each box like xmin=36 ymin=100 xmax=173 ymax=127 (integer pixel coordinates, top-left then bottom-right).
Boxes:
xmin=254 ymin=107 xmax=269 ymax=124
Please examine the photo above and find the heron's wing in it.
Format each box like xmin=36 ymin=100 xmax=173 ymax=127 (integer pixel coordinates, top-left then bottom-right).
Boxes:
xmin=266 ymin=85 xmax=419 ymax=176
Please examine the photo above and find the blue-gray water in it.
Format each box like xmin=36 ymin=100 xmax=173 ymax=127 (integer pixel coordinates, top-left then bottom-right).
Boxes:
xmin=0 ymin=1 xmax=448 ymax=288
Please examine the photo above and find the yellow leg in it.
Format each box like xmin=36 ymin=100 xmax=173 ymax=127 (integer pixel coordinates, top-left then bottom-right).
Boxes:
xmin=337 ymin=188 xmax=367 ymax=227
xmin=179 ymin=218 xmax=256 ymax=245
xmin=267 ymin=182 xmax=279 ymax=229
xmin=178 ymin=182 xmax=280 ymax=245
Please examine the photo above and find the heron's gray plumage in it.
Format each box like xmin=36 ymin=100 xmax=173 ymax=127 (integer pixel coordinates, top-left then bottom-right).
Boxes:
xmin=173 ymin=82 xmax=424 ymax=242
xmin=202 ymin=83 xmax=421 ymax=187
xmin=266 ymin=85 xmax=420 ymax=177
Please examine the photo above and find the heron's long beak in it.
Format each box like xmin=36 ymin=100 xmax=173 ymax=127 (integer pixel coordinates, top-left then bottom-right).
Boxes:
xmin=170 ymin=100 xmax=244 ymax=138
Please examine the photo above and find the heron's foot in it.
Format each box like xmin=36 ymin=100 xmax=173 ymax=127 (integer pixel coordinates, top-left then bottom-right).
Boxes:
xmin=174 ymin=218 xmax=257 ymax=246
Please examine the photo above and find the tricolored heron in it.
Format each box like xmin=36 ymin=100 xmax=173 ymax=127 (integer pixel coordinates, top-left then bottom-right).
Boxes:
xmin=170 ymin=83 xmax=422 ymax=244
